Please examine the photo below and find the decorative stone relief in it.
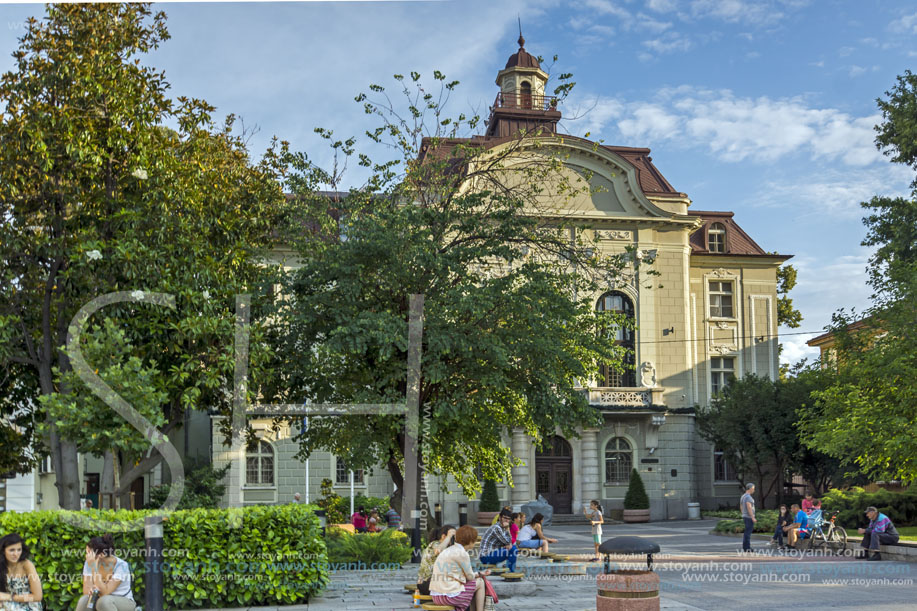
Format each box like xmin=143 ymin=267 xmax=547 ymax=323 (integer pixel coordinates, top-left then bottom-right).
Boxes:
xmin=595 ymin=390 xmax=651 ymax=406
xmin=711 ymin=268 xmax=731 ymax=277
xmin=597 ymin=230 xmax=632 ymax=241
xmin=710 ymin=344 xmax=735 ymax=355
xmin=640 ymin=361 xmax=657 ymax=388
xmin=715 ymin=321 xmax=730 ymax=330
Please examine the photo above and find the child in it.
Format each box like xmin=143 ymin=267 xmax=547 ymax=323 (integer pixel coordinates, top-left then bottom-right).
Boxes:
xmin=584 ymin=499 xmax=604 ymax=561
xmin=510 ymin=512 xmax=524 ymax=544
xmin=771 ymin=504 xmax=790 ymax=549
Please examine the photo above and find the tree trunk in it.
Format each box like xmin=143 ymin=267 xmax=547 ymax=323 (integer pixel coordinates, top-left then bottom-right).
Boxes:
xmin=39 ymin=359 xmax=81 ymax=510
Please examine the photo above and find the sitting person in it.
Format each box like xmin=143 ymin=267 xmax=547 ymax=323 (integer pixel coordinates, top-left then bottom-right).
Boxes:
xmin=490 ymin=505 xmax=512 ymax=526
xmin=517 ymin=513 xmax=558 ymax=554
xmin=430 ymin=525 xmax=490 ymax=611
xmin=858 ymin=505 xmax=900 ymax=561
xmin=782 ymin=503 xmax=809 ymax=548
xmin=76 ymin=534 xmax=135 ymax=611
xmin=771 ymin=504 xmax=790 ymax=549
xmin=351 ymin=506 xmax=368 ymax=533
xmin=801 ymin=491 xmax=817 ymax=514
xmin=417 ymin=525 xmax=456 ymax=595
xmin=510 ymin=512 xmax=524 ymax=545
xmin=479 ymin=509 xmax=517 ymax=573
xmin=0 ymin=532 xmax=43 ymax=610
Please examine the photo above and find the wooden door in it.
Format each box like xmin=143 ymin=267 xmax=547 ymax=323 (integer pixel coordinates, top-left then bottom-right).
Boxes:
xmin=535 ymin=436 xmax=573 ymax=514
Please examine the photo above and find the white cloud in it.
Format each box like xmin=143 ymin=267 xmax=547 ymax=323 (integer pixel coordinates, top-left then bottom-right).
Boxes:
xmin=751 ymin=165 xmax=912 ymax=218
xmin=636 ymin=13 xmax=673 ymax=33
xmin=565 ymin=87 xmax=887 ymax=167
xmin=689 ymin=0 xmax=785 ymax=25
xmin=584 ymin=0 xmax=632 ymax=19
xmin=780 ymin=334 xmax=819 ymax=366
xmin=642 ymin=32 xmax=693 ymax=53
xmin=889 ymin=11 xmax=917 ymax=34
xmin=849 ymin=65 xmax=867 ymax=77
xmin=646 ymin=0 xmax=678 ymax=12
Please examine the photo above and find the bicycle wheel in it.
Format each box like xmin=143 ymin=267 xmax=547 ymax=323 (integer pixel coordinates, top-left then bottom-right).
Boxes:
xmin=828 ymin=526 xmax=847 ymax=554
xmin=809 ymin=528 xmax=827 ymax=551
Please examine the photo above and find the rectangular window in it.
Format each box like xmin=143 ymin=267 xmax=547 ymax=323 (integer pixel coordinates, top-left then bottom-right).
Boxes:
xmin=335 ymin=458 xmax=364 ymax=485
xmin=710 ymin=357 xmax=735 ymax=395
xmin=40 ymin=455 xmax=53 ymax=474
xmin=714 ymin=448 xmax=738 ymax=482
xmin=709 ymin=281 xmax=734 ymax=318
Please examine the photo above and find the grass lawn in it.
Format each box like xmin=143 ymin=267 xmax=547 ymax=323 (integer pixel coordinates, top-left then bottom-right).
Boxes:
xmin=895 ymin=526 xmax=917 ymax=541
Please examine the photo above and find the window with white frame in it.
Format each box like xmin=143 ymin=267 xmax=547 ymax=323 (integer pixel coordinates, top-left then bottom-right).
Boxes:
xmin=714 ymin=448 xmax=738 ymax=482
xmin=708 ymin=281 xmax=734 ymax=318
xmin=596 ymin=291 xmax=636 ymax=387
xmin=39 ymin=455 xmax=53 ymax=474
xmin=335 ymin=457 xmax=364 ymax=485
xmin=245 ymin=440 xmax=274 ymax=486
xmin=710 ymin=357 xmax=735 ymax=395
xmin=604 ymin=437 xmax=633 ymax=484
xmin=708 ymin=223 xmax=726 ymax=253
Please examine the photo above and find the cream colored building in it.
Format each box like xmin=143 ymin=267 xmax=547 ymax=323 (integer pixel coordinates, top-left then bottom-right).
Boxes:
xmin=211 ymin=39 xmax=790 ymax=520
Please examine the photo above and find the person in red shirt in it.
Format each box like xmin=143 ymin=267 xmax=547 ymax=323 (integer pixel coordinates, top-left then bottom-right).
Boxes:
xmin=510 ymin=512 xmax=524 ymax=544
xmin=351 ymin=506 xmax=368 ymax=533
xmin=802 ymin=492 xmax=818 ymax=514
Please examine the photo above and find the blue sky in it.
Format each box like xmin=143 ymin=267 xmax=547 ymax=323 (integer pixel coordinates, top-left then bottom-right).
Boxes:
xmin=2 ymin=0 xmax=916 ymax=363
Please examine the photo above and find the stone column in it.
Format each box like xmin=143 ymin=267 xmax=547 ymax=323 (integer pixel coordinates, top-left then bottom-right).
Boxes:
xmin=581 ymin=428 xmax=602 ymax=510
xmin=212 ymin=416 xmax=242 ymax=507
xmin=511 ymin=428 xmax=532 ymax=507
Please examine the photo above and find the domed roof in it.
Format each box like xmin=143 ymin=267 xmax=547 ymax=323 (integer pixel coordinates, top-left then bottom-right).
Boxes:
xmin=505 ymin=34 xmax=540 ymax=69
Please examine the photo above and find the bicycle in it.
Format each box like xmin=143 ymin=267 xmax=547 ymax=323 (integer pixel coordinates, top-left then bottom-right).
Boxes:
xmin=810 ymin=510 xmax=847 ymax=554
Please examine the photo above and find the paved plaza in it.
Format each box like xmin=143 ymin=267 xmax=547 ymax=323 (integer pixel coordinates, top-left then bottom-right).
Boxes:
xmin=183 ymin=520 xmax=917 ymax=611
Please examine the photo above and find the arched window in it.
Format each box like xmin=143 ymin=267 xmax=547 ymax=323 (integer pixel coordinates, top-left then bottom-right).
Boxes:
xmin=536 ymin=435 xmax=572 ymax=457
xmin=245 ymin=440 xmax=274 ymax=486
xmin=520 ymin=81 xmax=532 ymax=109
xmin=708 ymin=222 xmax=726 ymax=253
xmin=596 ymin=291 xmax=636 ymax=387
xmin=605 ymin=437 xmax=633 ymax=484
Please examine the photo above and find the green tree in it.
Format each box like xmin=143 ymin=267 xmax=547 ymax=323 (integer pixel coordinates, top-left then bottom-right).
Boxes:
xmin=147 ymin=457 xmax=230 ymax=510
xmin=776 ymin=264 xmax=802 ymax=328
xmin=623 ymin=468 xmax=649 ymax=510
xmin=697 ymin=374 xmax=799 ymax=506
xmin=0 ymin=4 xmax=287 ymax=508
xmin=274 ymin=71 xmax=634 ymax=517
xmin=478 ymin=479 xmax=501 ymax=512
xmin=799 ymin=71 xmax=917 ymax=483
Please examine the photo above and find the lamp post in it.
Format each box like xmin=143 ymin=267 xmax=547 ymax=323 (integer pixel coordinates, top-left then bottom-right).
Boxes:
xmin=315 ymin=509 xmax=327 ymax=537
xmin=458 ymin=503 xmax=467 ymax=526
xmin=144 ymin=516 xmax=164 ymax=611
xmin=434 ymin=502 xmax=443 ymax=527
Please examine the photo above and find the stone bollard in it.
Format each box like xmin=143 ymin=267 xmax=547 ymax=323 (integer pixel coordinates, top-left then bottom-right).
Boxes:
xmin=596 ymin=570 xmax=660 ymax=611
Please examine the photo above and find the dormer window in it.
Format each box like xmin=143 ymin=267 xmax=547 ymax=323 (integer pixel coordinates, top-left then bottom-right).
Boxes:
xmin=708 ymin=223 xmax=726 ymax=253
xmin=520 ymin=81 xmax=532 ymax=109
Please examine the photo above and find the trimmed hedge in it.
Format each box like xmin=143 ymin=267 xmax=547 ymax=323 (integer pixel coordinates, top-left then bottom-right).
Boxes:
xmin=712 ymin=509 xmax=779 ymax=534
xmin=822 ymin=487 xmax=917 ymax=529
xmin=0 ymin=504 xmax=328 ymax=611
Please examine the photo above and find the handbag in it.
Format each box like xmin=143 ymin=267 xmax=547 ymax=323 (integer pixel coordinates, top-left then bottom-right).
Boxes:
xmin=483 ymin=575 xmax=499 ymax=606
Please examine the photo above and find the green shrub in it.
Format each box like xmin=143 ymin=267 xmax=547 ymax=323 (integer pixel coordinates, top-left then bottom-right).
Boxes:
xmin=821 ymin=486 xmax=917 ymax=528
xmin=0 ymin=504 xmax=328 ymax=610
xmin=479 ymin=479 xmax=501 ymax=512
xmin=147 ymin=459 xmax=230 ymax=510
xmin=316 ymin=478 xmax=347 ymax=524
xmin=326 ymin=527 xmax=412 ymax=566
xmin=623 ymin=469 xmax=650 ymax=510
xmin=712 ymin=509 xmax=779 ymax=534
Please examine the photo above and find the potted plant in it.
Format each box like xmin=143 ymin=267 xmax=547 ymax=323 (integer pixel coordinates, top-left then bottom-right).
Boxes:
xmin=477 ymin=479 xmax=501 ymax=525
xmin=622 ymin=468 xmax=651 ymax=523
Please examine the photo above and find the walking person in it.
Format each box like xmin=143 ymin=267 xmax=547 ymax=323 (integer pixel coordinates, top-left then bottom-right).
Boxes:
xmin=0 ymin=533 xmax=43 ymax=610
xmin=76 ymin=534 xmax=135 ymax=611
xmin=858 ymin=506 xmax=900 ymax=561
xmin=740 ymin=483 xmax=756 ymax=552
xmin=584 ymin=499 xmax=604 ymax=561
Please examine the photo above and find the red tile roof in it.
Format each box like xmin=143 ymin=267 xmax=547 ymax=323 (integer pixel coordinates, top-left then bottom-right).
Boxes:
xmin=689 ymin=210 xmax=790 ymax=259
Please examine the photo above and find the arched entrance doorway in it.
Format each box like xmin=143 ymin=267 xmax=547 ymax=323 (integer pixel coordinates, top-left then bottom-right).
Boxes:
xmin=535 ymin=435 xmax=573 ymax=514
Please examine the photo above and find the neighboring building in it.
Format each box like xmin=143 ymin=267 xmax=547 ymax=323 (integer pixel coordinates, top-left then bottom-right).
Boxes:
xmin=210 ymin=37 xmax=791 ymax=520
xmin=807 ymin=316 xmax=875 ymax=365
